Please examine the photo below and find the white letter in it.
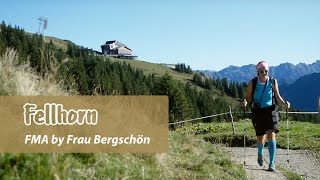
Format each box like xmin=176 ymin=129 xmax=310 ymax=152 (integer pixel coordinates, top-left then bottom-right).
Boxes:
xmin=137 ymin=135 xmax=144 ymax=144
xmin=124 ymin=137 xmax=130 ymax=144
xmin=23 ymin=103 xmax=37 ymax=126
xmin=58 ymin=137 xmax=65 ymax=147
xmin=87 ymin=110 xmax=98 ymax=125
xmin=144 ymin=137 xmax=150 ymax=144
xmin=41 ymin=135 xmax=48 ymax=144
xmin=112 ymin=137 xmax=118 ymax=147
xmin=51 ymin=134 xmax=58 ymax=144
xmin=130 ymin=134 xmax=136 ymax=144
xmin=94 ymin=135 xmax=101 ymax=144
xmin=67 ymin=135 xmax=74 ymax=144
xmin=25 ymin=135 xmax=32 ymax=144
xmin=67 ymin=110 xmax=78 ymax=125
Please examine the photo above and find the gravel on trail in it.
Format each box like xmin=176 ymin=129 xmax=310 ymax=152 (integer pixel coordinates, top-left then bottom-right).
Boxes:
xmin=225 ymin=147 xmax=320 ymax=180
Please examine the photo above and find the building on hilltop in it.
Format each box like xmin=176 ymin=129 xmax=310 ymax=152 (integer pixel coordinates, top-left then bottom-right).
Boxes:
xmin=101 ymin=40 xmax=138 ymax=59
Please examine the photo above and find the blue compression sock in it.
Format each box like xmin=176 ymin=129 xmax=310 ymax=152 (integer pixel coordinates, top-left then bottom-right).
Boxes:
xmin=257 ymin=143 xmax=264 ymax=156
xmin=268 ymin=140 xmax=277 ymax=164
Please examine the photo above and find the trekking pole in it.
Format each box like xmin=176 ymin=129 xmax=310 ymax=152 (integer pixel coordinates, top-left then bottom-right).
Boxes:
xmin=286 ymin=106 xmax=290 ymax=164
xmin=243 ymin=105 xmax=246 ymax=165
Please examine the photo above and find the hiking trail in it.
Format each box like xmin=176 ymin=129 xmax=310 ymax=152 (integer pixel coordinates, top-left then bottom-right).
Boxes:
xmin=226 ymin=147 xmax=320 ymax=180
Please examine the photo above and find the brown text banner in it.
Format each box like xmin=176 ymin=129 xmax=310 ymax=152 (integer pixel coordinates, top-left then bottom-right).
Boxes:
xmin=0 ymin=96 xmax=168 ymax=153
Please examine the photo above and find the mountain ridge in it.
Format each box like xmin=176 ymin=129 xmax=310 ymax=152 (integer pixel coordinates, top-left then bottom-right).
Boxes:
xmin=198 ymin=61 xmax=320 ymax=85
xmin=281 ymin=72 xmax=320 ymax=111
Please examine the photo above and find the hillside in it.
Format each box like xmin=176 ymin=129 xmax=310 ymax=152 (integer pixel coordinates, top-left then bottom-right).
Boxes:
xmin=41 ymin=36 xmax=199 ymax=87
xmin=44 ymin=37 xmax=213 ymax=90
xmin=41 ymin=35 xmax=191 ymax=82
xmin=0 ymin=22 xmax=246 ymax=124
xmin=0 ymin=30 xmax=248 ymax=180
xmin=281 ymin=73 xmax=320 ymax=111
xmin=24 ymin=32 xmax=69 ymax=52
xmin=2 ymin=49 xmax=312 ymax=180
xmin=44 ymin=35 xmax=69 ymax=52
xmin=43 ymin=35 xmax=238 ymax=103
xmin=109 ymin=58 xmax=193 ymax=83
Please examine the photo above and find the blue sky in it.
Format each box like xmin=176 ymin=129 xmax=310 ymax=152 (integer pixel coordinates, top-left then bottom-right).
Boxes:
xmin=1 ymin=0 xmax=319 ymax=70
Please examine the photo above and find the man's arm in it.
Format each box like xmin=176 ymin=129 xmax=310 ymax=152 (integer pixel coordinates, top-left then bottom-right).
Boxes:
xmin=241 ymin=80 xmax=253 ymax=107
xmin=273 ymin=79 xmax=290 ymax=108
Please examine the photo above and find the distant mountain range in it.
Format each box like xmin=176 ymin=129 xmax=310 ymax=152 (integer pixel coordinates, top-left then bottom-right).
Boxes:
xmin=199 ymin=60 xmax=320 ymax=85
xmin=280 ymin=73 xmax=320 ymax=111
xmin=198 ymin=61 xmax=320 ymax=111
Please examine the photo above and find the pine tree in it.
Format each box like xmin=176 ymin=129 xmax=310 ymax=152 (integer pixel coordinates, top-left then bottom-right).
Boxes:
xmin=0 ymin=24 xmax=7 ymax=55
xmin=204 ymin=78 xmax=213 ymax=90
xmin=193 ymin=74 xmax=203 ymax=87
xmin=73 ymin=56 xmax=89 ymax=94
xmin=156 ymin=72 xmax=192 ymax=122
xmin=237 ymin=82 xmax=244 ymax=99
xmin=231 ymin=82 xmax=239 ymax=98
xmin=186 ymin=65 xmax=192 ymax=74
xmin=67 ymin=42 xmax=75 ymax=58
xmin=221 ymin=78 xmax=229 ymax=95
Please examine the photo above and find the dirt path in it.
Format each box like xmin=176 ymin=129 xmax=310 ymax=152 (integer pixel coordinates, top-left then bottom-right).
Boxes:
xmin=225 ymin=147 xmax=320 ymax=180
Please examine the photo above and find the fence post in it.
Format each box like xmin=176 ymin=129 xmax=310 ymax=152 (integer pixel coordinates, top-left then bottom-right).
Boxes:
xmin=318 ymin=96 xmax=320 ymax=113
xmin=318 ymin=96 xmax=320 ymax=121
xmin=229 ymin=105 xmax=236 ymax=135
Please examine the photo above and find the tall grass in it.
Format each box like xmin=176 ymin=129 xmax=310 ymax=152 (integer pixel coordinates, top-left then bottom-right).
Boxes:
xmin=0 ymin=49 xmax=67 ymax=96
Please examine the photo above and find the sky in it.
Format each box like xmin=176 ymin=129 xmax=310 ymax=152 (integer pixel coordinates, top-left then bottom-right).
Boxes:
xmin=1 ymin=0 xmax=320 ymax=71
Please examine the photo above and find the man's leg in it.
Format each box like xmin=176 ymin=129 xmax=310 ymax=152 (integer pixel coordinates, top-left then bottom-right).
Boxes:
xmin=257 ymin=135 xmax=265 ymax=166
xmin=267 ymin=130 xmax=276 ymax=171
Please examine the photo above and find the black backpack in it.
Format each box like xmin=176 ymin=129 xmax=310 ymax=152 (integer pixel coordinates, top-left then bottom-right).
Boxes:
xmin=251 ymin=77 xmax=277 ymax=106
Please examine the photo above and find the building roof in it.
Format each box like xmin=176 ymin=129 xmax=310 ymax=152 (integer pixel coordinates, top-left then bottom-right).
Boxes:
xmin=105 ymin=40 xmax=116 ymax=44
xmin=101 ymin=40 xmax=128 ymax=47
xmin=101 ymin=40 xmax=132 ymax=50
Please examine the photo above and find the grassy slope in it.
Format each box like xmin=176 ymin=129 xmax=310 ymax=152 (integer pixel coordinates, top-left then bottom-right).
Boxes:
xmin=0 ymin=132 xmax=247 ymax=179
xmin=24 ymin=32 xmax=69 ymax=53
xmin=44 ymin=36 xmax=69 ymax=52
xmin=110 ymin=57 xmax=227 ymax=97
xmin=110 ymin=58 xmax=193 ymax=82
xmin=177 ymin=120 xmax=320 ymax=156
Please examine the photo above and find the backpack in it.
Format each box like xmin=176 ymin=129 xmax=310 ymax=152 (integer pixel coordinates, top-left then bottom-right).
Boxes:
xmin=251 ymin=77 xmax=277 ymax=106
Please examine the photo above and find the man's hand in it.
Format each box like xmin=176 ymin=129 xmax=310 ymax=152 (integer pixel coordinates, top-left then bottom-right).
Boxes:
xmin=285 ymin=101 xmax=290 ymax=109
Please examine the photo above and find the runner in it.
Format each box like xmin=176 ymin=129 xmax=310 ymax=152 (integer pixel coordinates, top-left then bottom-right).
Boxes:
xmin=241 ymin=61 xmax=290 ymax=172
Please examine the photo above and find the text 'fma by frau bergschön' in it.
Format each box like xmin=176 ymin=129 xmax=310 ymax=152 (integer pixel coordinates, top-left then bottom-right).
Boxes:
xmin=22 ymin=103 xmax=151 ymax=147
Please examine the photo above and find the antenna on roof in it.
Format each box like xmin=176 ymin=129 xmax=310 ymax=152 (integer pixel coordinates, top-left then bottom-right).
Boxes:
xmin=37 ymin=16 xmax=48 ymax=40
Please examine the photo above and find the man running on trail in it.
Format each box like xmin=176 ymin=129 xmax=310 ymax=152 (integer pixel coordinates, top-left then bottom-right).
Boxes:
xmin=241 ymin=61 xmax=290 ymax=172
